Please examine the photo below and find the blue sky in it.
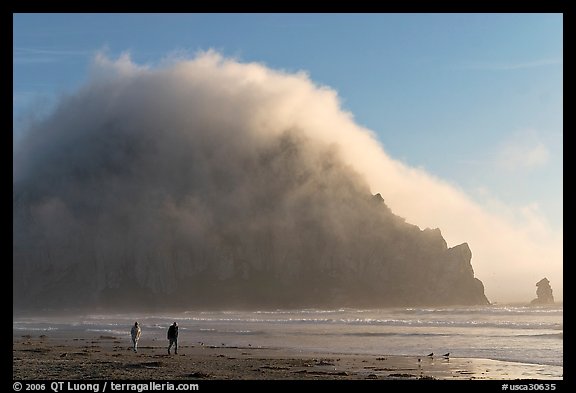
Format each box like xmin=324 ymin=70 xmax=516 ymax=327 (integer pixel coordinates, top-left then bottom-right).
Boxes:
xmin=13 ymin=13 xmax=563 ymax=300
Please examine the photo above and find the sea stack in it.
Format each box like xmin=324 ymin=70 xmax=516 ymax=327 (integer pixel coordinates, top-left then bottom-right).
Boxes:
xmin=530 ymin=278 xmax=554 ymax=305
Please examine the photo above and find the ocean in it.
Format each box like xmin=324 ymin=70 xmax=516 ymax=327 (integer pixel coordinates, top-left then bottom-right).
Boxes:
xmin=13 ymin=304 xmax=562 ymax=372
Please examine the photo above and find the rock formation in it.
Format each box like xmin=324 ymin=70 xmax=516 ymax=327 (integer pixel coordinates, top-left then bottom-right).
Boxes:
xmin=530 ymin=278 xmax=554 ymax=305
xmin=13 ymin=142 xmax=491 ymax=311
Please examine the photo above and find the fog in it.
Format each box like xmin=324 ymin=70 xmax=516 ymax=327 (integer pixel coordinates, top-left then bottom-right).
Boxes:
xmin=13 ymin=51 xmax=561 ymax=306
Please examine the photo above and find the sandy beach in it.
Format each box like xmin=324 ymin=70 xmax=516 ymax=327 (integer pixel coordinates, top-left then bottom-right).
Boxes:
xmin=13 ymin=331 xmax=562 ymax=381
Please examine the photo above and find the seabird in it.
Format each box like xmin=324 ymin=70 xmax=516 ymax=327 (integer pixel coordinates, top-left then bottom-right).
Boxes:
xmin=443 ymin=352 xmax=450 ymax=357
xmin=427 ymin=352 xmax=434 ymax=357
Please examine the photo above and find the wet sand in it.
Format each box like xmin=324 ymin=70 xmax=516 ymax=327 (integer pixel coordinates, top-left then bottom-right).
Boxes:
xmin=13 ymin=332 xmax=562 ymax=380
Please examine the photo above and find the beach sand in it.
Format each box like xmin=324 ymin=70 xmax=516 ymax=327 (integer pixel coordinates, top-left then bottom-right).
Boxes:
xmin=13 ymin=332 xmax=562 ymax=381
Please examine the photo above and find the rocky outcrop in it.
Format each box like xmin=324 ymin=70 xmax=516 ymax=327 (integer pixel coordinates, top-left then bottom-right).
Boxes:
xmin=13 ymin=129 xmax=490 ymax=311
xmin=530 ymin=278 xmax=554 ymax=305
xmin=13 ymin=190 xmax=490 ymax=310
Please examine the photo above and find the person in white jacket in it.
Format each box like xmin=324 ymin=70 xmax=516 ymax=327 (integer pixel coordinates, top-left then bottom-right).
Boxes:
xmin=131 ymin=322 xmax=142 ymax=353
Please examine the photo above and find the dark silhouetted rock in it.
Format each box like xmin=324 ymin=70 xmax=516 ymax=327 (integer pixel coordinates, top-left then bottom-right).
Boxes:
xmin=530 ymin=278 xmax=554 ymax=305
xmin=14 ymin=130 xmax=490 ymax=310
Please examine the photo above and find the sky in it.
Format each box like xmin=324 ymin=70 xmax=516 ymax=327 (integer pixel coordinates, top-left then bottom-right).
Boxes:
xmin=12 ymin=13 xmax=563 ymax=303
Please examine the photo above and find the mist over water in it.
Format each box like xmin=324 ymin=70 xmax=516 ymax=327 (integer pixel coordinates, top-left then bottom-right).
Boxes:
xmin=13 ymin=51 xmax=561 ymax=308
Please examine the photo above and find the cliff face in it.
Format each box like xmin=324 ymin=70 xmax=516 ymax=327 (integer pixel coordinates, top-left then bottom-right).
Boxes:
xmin=13 ymin=130 xmax=489 ymax=310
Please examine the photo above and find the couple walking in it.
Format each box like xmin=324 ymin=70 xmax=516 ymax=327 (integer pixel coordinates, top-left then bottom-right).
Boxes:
xmin=130 ymin=321 xmax=179 ymax=355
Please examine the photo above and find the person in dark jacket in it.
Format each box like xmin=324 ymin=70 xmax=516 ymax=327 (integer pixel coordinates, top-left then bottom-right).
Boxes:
xmin=167 ymin=322 xmax=178 ymax=355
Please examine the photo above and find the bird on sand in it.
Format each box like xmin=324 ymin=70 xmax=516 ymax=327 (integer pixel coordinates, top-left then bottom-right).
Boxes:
xmin=427 ymin=352 xmax=434 ymax=357
xmin=443 ymin=352 xmax=450 ymax=358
